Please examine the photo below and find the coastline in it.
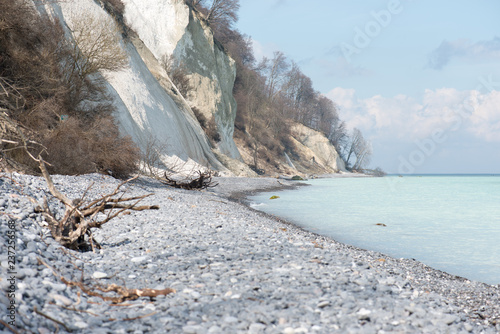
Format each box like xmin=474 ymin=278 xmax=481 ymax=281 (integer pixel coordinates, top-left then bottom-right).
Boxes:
xmin=216 ymin=176 xmax=500 ymax=322
xmin=1 ymin=172 xmax=499 ymax=333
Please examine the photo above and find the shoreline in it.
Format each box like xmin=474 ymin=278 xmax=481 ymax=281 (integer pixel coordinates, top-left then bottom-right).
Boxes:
xmin=1 ymin=172 xmax=499 ymax=333
xmin=209 ymin=176 xmax=500 ymax=328
xmin=218 ymin=178 xmax=500 ymax=295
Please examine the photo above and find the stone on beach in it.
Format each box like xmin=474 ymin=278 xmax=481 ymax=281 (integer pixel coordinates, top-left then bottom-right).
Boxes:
xmin=0 ymin=172 xmax=498 ymax=333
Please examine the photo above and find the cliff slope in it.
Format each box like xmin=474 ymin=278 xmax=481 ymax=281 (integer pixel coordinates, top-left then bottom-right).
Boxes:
xmin=122 ymin=0 xmax=241 ymax=161
xmin=234 ymin=122 xmax=346 ymax=177
xmin=289 ymin=123 xmax=346 ymax=174
xmin=37 ymin=0 xmax=344 ymax=177
xmin=39 ymin=0 xmax=241 ymax=174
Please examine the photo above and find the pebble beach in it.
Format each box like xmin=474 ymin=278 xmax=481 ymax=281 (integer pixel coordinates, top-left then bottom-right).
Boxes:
xmin=1 ymin=172 xmax=499 ymax=333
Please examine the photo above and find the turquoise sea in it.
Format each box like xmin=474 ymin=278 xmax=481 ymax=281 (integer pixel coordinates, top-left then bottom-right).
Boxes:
xmin=249 ymin=175 xmax=500 ymax=285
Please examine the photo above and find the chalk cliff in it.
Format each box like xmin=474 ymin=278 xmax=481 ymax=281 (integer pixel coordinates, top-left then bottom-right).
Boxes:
xmin=290 ymin=123 xmax=346 ymax=174
xmin=122 ymin=0 xmax=241 ymax=161
xmin=37 ymin=0 xmax=344 ymax=177
xmin=39 ymin=0 xmax=238 ymax=174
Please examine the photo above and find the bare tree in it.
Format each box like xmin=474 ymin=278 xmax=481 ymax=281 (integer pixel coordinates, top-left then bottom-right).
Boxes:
xmin=344 ymin=128 xmax=372 ymax=170
xmin=353 ymin=139 xmax=372 ymax=170
xmin=328 ymin=119 xmax=348 ymax=154
xmin=281 ymin=62 xmax=316 ymax=125
xmin=204 ymin=0 xmax=240 ymax=27
xmin=260 ymin=51 xmax=290 ymax=101
xmin=67 ymin=10 xmax=127 ymax=80
xmin=282 ymin=62 xmax=305 ymax=109
xmin=311 ymin=95 xmax=337 ymax=134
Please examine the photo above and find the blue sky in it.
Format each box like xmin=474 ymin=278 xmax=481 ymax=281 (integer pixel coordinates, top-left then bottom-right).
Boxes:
xmin=236 ymin=0 xmax=500 ymax=173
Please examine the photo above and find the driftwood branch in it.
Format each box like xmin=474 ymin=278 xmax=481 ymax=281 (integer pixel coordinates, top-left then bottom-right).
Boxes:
xmin=38 ymin=258 xmax=175 ymax=304
xmin=33 ymin=306 xmax=73 ymax=333
xmin=0 ymin=319 xmax=20 ymax=334
xmin=160 ymin=170 xmax=218 ymax=190
xmin=38 ymin=158 xmax=159 ymax=251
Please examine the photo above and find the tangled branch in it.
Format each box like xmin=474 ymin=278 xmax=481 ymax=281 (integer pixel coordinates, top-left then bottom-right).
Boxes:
xmin=159 ymin=170 xmax=218 ymax=190
xmin=38 ymin=158 xmax=159 ymax=251
xmin=0 ymin=111 xmax=45 ymax=168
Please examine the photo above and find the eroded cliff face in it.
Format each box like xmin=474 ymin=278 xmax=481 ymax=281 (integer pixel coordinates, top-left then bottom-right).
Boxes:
xmin=122 ymin=0 xmax=241 ymax=161
xmin=37 ymin=0 xmax=344 ymax=177
xmin=40 ymin=0 xmax=245 ymax=174
xmin=290 ymin=123 xmax=346 ymax=174
xmin=234 ymin=121 xmax=346 ymax=177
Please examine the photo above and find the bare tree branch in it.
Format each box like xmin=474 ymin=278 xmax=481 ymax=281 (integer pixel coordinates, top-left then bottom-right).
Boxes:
xmin=67 ymin=10 xmax=127 ymax=80
xmin=38 ymin=159 xmax=159 ymax=251
xmin=160 ymin=170 xmax=218 ymax=190
xmin=206 ymin=0 xmax=240 ymax=25
xmin=344 ymin=128 xmax=372 ymax=171
xmin=38 ymin=257 xmax=175 ymax=304
xmin=189 ymin=0 xmax=240 ymax=28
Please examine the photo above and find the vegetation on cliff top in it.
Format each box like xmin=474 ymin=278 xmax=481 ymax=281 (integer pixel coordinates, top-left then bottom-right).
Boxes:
xmin=0 ymin=0 xmax=139 ymax=177
xmin=1 ymin=0 xmax=372 ymax=176
xmin=188 ymin=0 xmax=372 ymax=172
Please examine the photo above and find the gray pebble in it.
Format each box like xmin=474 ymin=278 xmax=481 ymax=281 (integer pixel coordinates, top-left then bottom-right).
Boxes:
xmin=0 ymin=173 xmax=497 ymax=334
xmin=248 ymin=323 xmax=266 ymax=333
xmin=131 ymin=256 xmax=148 ymax=263
xmin=92 ymin=271 xmax=108 ymax=279
xmin=182 ymin=325 xmax=203 ymax=334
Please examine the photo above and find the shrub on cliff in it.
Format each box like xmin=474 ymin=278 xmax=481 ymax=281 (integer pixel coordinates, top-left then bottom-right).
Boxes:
xmin=0 ymin=0 xmax=139 ymax=177
xmin=162 ymin=55 xmax=193 ymax=97
xmin=191 ymin=107 xmax=221 ymax=146
xmin=189 ymin=0 xmax=370 ymax=173
xmin=42 ymin=117 xmax=139 ymax=178
xmin=186 ymin=0 xmax=240 ymax=30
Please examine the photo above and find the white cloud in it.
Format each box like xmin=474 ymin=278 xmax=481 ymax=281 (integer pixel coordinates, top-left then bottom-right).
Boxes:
xmin=326 ymin=87 xmax=500 ymax=143
xmin=469 ymin=90 xmax=500 ymax=141
xmin=426 ymin=37 xmax=500 ymax=70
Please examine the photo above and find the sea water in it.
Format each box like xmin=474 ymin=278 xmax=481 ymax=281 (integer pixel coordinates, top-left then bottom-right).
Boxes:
xmin=249 ymin=175 xmax=500 ymax=285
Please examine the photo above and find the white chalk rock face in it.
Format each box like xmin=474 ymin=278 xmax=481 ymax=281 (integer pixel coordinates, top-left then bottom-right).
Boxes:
xmin=122 ymin=0 xmax=241 ymax=161
xmin=121 ymin=0 xmax=188 ymax=57
xmin=106 ymin=42 xmax=223 ymax=169
xmin=291 ymin=123 xmax=346 ymax=172
xmin=41 ymin=0 xmax=226 ymax=172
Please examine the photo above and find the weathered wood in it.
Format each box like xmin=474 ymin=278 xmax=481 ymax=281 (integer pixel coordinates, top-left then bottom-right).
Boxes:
xmin=38 ymin=159 xmax=159 ymax=251
xmin=38 ymin=257 xmax=175 ymax=304
xmin=160 ymin=170 xmax=218 ymax=190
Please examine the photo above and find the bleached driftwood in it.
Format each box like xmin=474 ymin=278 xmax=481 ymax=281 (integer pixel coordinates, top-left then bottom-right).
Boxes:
xmin=39 ymin=159 xmax=159 ymax=251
